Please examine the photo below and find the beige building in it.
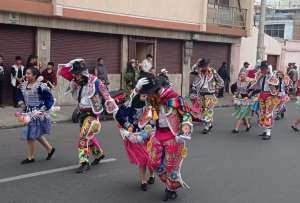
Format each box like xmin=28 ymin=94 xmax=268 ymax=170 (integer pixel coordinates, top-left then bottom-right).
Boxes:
xmin=0 ymin=0 xmax=254 ymax=105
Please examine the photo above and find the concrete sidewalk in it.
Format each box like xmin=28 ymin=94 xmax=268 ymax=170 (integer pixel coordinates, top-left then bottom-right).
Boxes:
xmin=0 ymin=105 xmax=76 ymax=129
xmin=0 ymin=94 xmax=234 ymax=129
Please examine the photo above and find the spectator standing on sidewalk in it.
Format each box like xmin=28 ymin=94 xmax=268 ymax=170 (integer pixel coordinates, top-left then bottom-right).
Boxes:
xmin=11 ymin=56 xmax=25 ymax=107
xmin=26 ymin=55 xmax=42 ymax=73
xmin=95 ymin=57 xmax=109 ymax=86
xmin=124 ymin=59 xmax=139 ymax=91
xmin=0 ymin=55 xmax=5 ymax=107
xmin=287 ymin=63 xmax=294 ymax=75
xmin=141 ymin=54 xmax=153 ymax=72
xmin=42 ymin=62 xmax=57 ymax=90
xmin=288 ymin=65 xmax=298 ymax=95
xmin=217 ymin=62 xmax=230 ymax=98
xmin=240 ymin=62 xmax=250 ymax=74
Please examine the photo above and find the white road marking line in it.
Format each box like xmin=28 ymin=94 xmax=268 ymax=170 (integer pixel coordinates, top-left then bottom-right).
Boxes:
xmin=0 ymin=158 xmax=116 ymax=184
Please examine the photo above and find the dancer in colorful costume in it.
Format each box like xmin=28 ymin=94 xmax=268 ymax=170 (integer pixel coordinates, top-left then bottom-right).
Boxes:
xmin=141 ymin=75 xmax=193 ymax=201
xmin=190 ymin=58 xmax=224 ymax=134
xmin=16 ymin=67 xmax=55 ymax=164
xmin=251 ymin=61 xmax=280 ymax=140
xmin=274 ymin=70 xmax=291 ymax=120
xmin=59 ymin=59 xmax=118 ymax=173
xmin=115 ymin=78 xmax=156 ymax=191
xmin=232 ymin=71 xmax=253 ymax=133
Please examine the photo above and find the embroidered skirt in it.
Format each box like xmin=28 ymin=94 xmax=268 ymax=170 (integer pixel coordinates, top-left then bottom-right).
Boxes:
xmin=21 ymin=117 xmax=51 ymax=140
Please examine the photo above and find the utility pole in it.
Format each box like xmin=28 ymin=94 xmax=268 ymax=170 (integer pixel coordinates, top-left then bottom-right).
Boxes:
xmin=257 ymin=0 xmax=266 ymax=61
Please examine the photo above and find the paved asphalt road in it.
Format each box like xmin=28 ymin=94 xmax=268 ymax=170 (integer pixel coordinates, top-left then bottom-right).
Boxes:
xmin=1 ymin=104 xmax=300 ymax=203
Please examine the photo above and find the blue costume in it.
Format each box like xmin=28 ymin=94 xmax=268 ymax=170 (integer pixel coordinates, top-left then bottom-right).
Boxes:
xmin=16 ymin=81 xmax=54 ymax=140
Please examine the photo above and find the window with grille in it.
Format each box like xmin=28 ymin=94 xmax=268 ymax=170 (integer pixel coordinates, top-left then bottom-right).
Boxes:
xmin=208 ymin=0 xmax=229 ymax=6
xmin=265 ymin=24 xmax=285 ymax=38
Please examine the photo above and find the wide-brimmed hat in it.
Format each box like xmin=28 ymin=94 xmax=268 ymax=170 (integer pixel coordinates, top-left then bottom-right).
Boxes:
xmin=138 ymin=72 xmax=170 ymax=95
xmin=197 ymin=58 xmax=210 ymax=69
xmin=139 ymin=75 xmax=160 ymax=95
xmin=260 ymin=61 xmax=269 ymax=69
xmin=276 ymin=70 xmax=284 ymax=75
xmin=70 ymin=61 xmax=88 ymax=76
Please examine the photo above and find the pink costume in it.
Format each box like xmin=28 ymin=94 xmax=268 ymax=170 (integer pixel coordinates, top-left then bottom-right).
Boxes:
xmin=115 ymin=94 xmax=156 ymax=167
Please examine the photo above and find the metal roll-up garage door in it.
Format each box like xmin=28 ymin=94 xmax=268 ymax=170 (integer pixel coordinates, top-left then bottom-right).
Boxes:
xmin=156 ymin=39 xmax=183 ymax=73
xmin=0 ymin=24 xmax=36 ymax=105
xmin=192 ymin=42 xmax=231 ymax=70
xmin=51 ymin=30 xmax=121 ymax=73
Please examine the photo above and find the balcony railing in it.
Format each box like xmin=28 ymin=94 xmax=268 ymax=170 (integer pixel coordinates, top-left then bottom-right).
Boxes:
xmin=207 ymin=4 xmax=247 ymax=28
xmin=25 ymin=0 xmax=52 ymax=3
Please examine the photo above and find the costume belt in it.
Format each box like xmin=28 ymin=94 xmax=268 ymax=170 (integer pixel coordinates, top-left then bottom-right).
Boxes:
xmin=156 ymin=127 xmax=170 ymax=132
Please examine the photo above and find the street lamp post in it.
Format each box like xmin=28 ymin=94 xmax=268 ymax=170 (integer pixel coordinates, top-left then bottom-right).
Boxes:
xmin=257 ymin=0 xmax=266 ymax=61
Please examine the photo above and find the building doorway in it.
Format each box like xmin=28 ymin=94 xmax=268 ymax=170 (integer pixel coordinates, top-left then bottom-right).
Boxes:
xmin=128 ymin=37 xmax=156 ymax=67
xmin=136 ymin=42 xmax=154 ymax=63
xmin=267 ymin=55 xmax=278 ymax=71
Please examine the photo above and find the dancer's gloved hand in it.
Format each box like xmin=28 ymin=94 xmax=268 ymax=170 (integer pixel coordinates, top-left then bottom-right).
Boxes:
xmin=175 ymin=135 xmax=186 ymax=143
xmin=135 ymin=78 xmax=149 ymax=91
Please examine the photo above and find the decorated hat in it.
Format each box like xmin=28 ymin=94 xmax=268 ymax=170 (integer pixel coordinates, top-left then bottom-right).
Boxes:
xmin=70 ymin=61 xmax=88 ymax=77
xmin=277 ymin=70 xmax=284 ymax=74
xmin=156 ymin=75 xmax=170 ymax=88
xmin=197 ymin=58 xmax=210 ymax=68
xmin=139 ymin=73 xmax=160 ymax=95
xmin=260 ymin=60 xmax=269 ymax=69
xmin=138 ymin=73 xmax=170 ymax=95
xmin=276 ymin=70 xmax=284 ymax=76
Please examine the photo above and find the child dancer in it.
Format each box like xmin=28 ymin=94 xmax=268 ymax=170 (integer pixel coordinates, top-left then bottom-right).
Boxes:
xmin=274 ymin=71 xmax=291 ymax=120
xmin=232 ymin=71 xmax=252 ymax=133
xmin=115 ymin=80 xmax=155 ymax=191
xmin=16 ymin=67 xmax=55 ymax=164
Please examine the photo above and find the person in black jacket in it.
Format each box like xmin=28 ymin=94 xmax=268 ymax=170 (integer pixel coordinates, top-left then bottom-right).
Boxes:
xmin=11 ymin=56 xmax=25 ymax=107
xmin=217 ymin=62 xmax=230 ymax=98
xmin=124 ymin=59 xmax=139 ymax=91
